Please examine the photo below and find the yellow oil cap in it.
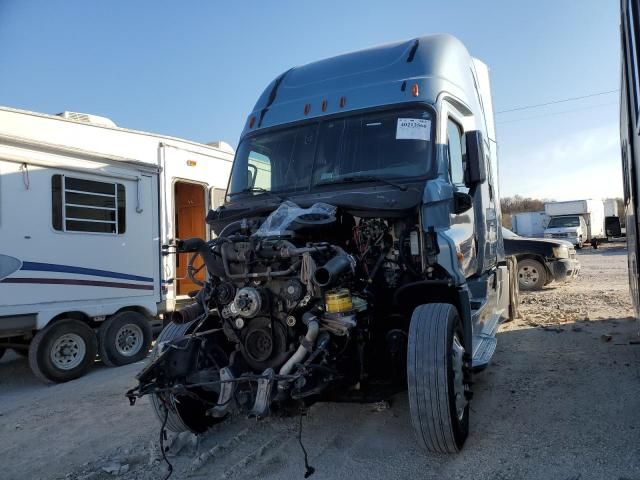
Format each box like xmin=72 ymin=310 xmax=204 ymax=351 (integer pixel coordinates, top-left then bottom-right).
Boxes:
xmin=325 ymin=288 xmax=353 ymax=313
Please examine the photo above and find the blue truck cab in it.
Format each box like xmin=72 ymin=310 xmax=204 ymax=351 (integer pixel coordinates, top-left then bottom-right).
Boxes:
xmin=131 ymin=34 xmax=516 ymax=454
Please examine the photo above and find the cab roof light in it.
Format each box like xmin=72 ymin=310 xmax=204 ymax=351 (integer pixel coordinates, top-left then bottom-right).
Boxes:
xmin=411 ymin=83 xmax=420 ymax=97
xmin=339 ymin=96 xmax=347 ymax=108
xmin=249 ymin=116 xmax=255 ymax=128
xmin=304 ymin=103 xmax=311 ymax=115
xmin=321 ymin=99 xmax=328 ymax=112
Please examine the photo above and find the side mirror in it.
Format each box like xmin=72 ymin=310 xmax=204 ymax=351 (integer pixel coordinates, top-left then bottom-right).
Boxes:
xmin=453 ymin=191 xmax=473 ymax=214
xmin=464 ymin=130 xmax=487 ymax=185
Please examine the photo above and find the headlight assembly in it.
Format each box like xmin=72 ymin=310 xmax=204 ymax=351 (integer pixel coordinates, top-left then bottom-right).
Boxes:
xmin=552 ymin=246 xmax=569 ymax=259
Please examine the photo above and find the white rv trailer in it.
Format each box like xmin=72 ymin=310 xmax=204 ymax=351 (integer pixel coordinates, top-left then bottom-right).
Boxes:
xmin=0 ymin=106 xmax=233 ymax=382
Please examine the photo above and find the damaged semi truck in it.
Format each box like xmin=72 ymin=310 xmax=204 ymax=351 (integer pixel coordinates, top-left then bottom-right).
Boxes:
xmin=127 ymin=34 xmax=517 ymax=453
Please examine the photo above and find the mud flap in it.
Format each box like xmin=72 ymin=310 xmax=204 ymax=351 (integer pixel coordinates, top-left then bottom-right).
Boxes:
xmin=208 ymin=367 xmax=235 ymax=418
xmin=249 ymin=368 xmax=275 ymax=418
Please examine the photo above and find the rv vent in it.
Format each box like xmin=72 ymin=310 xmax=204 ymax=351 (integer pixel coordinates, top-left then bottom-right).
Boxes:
xmin=57 ymin=111 xmax=117 ymax=128
xmin=207 ymin=141 xmax=235 ymax=154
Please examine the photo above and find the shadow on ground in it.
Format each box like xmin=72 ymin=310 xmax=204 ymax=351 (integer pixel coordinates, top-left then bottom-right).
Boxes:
xmin=105 ymin=316 xmax=640 ymax=480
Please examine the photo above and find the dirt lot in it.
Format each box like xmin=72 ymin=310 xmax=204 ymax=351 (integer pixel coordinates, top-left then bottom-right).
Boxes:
xmin=1 ymin=243 xmax=639 ymax=480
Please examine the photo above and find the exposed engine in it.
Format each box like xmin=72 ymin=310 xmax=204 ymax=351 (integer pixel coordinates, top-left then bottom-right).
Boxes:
xmin=127 ymin=202 xmax=435 ymax=432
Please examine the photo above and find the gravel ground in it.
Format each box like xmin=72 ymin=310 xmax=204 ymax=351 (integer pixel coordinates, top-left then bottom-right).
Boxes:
xmin=1 ymin=242 xmax=639 ymax=480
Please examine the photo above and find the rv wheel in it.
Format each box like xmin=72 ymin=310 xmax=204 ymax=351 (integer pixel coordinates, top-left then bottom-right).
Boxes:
xmin=98 ymin=311 xmax=152 ymax=367
xmin=407 ymin=303 xmax=470 ymax=454
xmin=28 ymin=319 xmax=98 ymax=383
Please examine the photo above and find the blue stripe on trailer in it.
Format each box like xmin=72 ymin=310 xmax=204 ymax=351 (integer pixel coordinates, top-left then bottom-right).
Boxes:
xmin=20 ymin=261 xmax=154 ymax=283
xmin=1 ymin=277 xmax=154 ymax=290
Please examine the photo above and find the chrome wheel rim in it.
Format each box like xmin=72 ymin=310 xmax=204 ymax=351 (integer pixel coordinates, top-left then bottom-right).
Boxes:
xmin=451 ymin=333 xmax=466 ymax=421
xmin=115 ymin=324 xmax=144 ymax=357
xmin=50 ymin=333 xmax=86 ymax=370
xmin=518 ymin=264 xmax=539 ymax=287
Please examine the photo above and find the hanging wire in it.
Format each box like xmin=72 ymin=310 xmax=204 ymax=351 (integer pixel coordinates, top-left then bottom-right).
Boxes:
xmin=496 ymin=89 xmax=619 ymax=114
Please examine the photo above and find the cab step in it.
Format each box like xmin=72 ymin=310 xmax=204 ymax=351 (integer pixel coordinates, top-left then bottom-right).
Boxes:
xmin=471 ymin=334 xmax=497 ymax=371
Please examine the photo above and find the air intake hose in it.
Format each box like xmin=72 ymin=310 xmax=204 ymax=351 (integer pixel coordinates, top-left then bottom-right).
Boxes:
xmin=170 ymin=302 xmax=204 ymax=324
xmin=313 ymin=254 xmax=353 ymax=288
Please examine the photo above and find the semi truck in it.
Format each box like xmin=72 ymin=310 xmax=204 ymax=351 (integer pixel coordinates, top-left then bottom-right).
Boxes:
xmin=543 ymin=199 xmax=605 ymax=248
xmin=127 ymin=33 xmax=518 ymax=455
xmin=620 ymin=0 xmax=640 ymax=321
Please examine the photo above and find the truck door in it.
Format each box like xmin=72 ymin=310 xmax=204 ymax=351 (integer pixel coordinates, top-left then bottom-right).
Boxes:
xmin=443 ymin=106 xmax=477 ymax=277
xmin=483 ymin=142 xmax=499 ymax=269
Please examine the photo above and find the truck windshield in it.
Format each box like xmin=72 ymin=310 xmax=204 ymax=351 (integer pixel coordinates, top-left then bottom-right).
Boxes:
xmin=228 ymin=108 xmax=434 ymax=197
xmin=548 ymin=216 xmax=580 ymax=228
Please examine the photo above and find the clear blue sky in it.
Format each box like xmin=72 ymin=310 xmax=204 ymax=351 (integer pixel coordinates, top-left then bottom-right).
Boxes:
xmin=0 ymin=0 xmax=621 ymax=200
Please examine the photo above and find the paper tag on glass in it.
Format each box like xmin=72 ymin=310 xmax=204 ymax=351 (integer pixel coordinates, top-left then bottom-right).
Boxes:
xmin=396 ymin=118 xmax=431 ymax=141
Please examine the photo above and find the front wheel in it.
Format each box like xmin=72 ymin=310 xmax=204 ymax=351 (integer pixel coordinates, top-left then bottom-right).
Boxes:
xmin=407 ymin=303 xmax=470 ymax=454
xmin=517 ymin=259 xmax=546 ymax=291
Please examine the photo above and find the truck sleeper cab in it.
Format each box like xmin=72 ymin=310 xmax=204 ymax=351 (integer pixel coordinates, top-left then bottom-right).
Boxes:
xmin=129 ymin=34 xmax=515 ymax=455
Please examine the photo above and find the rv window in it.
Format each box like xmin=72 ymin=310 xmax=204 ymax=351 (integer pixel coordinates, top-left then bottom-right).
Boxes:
xmin=446 ymin=119 xmax=466 ymax=186
xmin=51 ymin=174 xmax=126 ymax=234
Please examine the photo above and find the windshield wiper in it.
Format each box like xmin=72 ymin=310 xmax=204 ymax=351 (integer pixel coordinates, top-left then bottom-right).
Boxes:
xmin=227 ymin=187 xmax=285 ymax=201
xmin=316 ymin=175 xmax=407 ymax=191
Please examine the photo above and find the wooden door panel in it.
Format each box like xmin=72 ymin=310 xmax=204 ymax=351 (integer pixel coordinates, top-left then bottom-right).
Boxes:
xmin=175 ymin=182 xmax=206 ymax=295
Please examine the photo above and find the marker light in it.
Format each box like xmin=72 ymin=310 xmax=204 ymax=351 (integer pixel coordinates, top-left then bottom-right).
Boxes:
xmin=187 ymin=160 xmax=197 ymax=167
xmin=304 ymin=103 xmax=311 ymax=115
xmin=411 ymin=83 xmax=420 ymax=97
xmin=339 ymin=96 xmax=347 ymax=108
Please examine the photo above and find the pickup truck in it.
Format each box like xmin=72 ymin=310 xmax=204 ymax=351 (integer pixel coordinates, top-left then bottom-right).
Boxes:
xmin=503 ymin=228 xmax=580 ymax=290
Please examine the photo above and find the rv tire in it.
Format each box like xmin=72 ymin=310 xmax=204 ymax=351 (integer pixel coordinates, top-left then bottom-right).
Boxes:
xmin=407 ymin=303 xmax=470 ymax=454
xmin=28 ymin=319 xmax=98 ymax=383
xmin=98 ymin=311 xmax=152 ymax=367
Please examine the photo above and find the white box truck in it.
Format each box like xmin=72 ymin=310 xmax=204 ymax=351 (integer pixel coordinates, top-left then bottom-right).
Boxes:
xmin=511 ymin=211 xmax=550 ymax=237
xmin=604 ymin=198 xmax=619 ymax=217
xmin=0 ymin=106 xmax=233 ymax=382
xmin=544 ymin=199 xmax=605 ymax=248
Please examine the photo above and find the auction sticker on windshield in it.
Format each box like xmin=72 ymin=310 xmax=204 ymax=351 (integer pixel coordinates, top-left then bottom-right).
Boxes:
xmin=396 ymin=118 xmax=431 ymax=141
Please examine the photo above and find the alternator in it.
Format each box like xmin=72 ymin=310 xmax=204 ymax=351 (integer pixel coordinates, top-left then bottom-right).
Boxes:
xmin=229 ymin=287 xmax=263 ymax=318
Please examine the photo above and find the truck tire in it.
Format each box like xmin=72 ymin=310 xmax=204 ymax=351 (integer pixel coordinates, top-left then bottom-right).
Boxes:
xmin=407 ymin=303 xmax=470 ymax=454
xmin=150 ymin=320 xmax=197 ymax=433
xmin=517 ymin=259 xmax=546 ymax=291
xmin=98 ymin=311 xmax=152 ymax=367
xmin=28 ymin=319 xmax=98 ymax=383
